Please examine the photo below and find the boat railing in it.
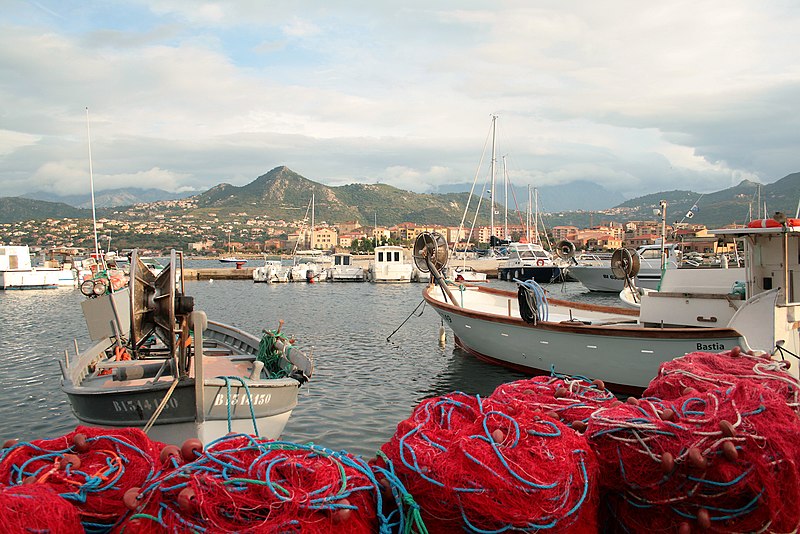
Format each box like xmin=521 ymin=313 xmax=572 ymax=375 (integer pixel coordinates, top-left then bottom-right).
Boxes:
xmin=60 ymin=337 xmax=114 ymax=386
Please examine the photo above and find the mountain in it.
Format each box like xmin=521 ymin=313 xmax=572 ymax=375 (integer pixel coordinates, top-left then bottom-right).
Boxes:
xmin=433 ymin=180 xmax=624 ymax=212
xmin=192 ymin=166 xmax=471 ymax=225
xmin=23 ymin=188 xmax=195 ymax=209
xmin=0 ymin=197 xmax=89 ymax=223
xmin=613 ymin=176 xmax=798 ymax=227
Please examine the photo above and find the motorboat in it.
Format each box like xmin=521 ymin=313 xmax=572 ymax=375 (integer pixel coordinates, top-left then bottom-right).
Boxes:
xmin=253 ymin=256 xmax=290 ymax=283
xmin=369 ymin=245 xmax=414 ymax=283
xmin=568 ymin=243 xmax=681 ymax=292
xmin=497 ymin=240 xmax=569 ymax=283
xmin=1 ymin=245 xmax=72 ymax=290
xmin=326 ymin=253 xmax=365 ymax=282
xmin=450 ymin=265 xmax=488 ymax=283
xmin=416 ymin=218 xmax=800 ymax=394
xmin=289 ymin=250 xmax=333 ymax=282
xmin=60 ymin=250 xmax=314 ymax=445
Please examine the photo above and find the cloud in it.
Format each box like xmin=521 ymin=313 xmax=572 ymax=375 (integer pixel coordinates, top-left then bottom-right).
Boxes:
xmin=0 ymin=1 xmax=798 ymax=202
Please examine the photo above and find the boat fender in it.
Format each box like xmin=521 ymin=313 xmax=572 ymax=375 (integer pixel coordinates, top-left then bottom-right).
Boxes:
xmin=536 ymin=259 xmax=545 ymax=266
xmin=687 ymin=446 xmax=707 ymax=469
xmin=721 ymin=441 xmax=739 ymax=462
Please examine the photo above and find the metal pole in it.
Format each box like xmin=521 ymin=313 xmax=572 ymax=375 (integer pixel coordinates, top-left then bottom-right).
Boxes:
xmin=660 ymin=200 xmax=667 ymax=270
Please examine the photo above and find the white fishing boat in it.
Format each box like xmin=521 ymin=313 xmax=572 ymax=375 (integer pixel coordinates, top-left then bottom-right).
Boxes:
xmin=417 ymin=217 xmax=800 ymax=393
xmin=568 ymin=243 xmax=681 ymax=292
xmin=369 ymin=245 xmax=414 ymax=283
xmin=326 ymin=253 xmax=366 ymax=282
xmin=0 ymin=245 xmax=72 ymax=290
xmin=60 ymin=250 xmax=314 ymax=444
xmin=253 ymin=256 xmax=290 ymax=283
xmin=219 ymin=231 xmax=248 ymax=265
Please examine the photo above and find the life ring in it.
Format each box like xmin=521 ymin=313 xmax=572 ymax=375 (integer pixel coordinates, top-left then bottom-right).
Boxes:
xmin=536 ymin=259 xmax=545 ymax=266
xmin=747 ymin=218 xmax=800 ymax=228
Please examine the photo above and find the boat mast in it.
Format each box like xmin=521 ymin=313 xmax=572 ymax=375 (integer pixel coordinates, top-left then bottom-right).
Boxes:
xmin=526 ymin=185 xmax=532 ymax=242
xmin=489 ymin=115 xmax=497 ymax=245
xmin=311 ymin=192 xmax=315 ymax=250
xmin=503 ymin=155 xmax=508 ymax=240
xmin=534 ymin=188 xmax=539 ymax=244
xmin=86 ymin=107 xmax=100 ymax=258
xmin=659 ymin=200 xmax=667 ymax=270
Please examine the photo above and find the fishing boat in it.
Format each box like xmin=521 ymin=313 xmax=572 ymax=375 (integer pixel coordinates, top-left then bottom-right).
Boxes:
xmin=326 ymin=252 xmax=366 ymax=282
xmin=369 ymin=245 xmax=414 ymax=283
xmin=416 ymin=217 xmax=800 ymax=393
xmin=0 ymin=245 xmax=70 ymax=290
xmin=289 ymin=250 xmax=333 ymax=282
xmin=60 ymin=250 xmax=314 ymax=445
xmin=497 ymin=240 xmax=569 ymax=283
xmin=568 ymin=243 xmax=682 ymax=292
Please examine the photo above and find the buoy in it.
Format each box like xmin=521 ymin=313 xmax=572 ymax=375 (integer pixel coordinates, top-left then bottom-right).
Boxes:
xmin=1 ymin=438 xmax=18 ymax=449
xmin=719 ymin=420 xmax=736 ymax=437
xmin=696 ymin=508 xmax=711 ymax=529
xmin=181 ymin=438 xmax=203 ymax=462
xmin=591 ymin=379 xmax=605 ymax=391
xmin=177 ymin=487 xmax=198 ymax=513
xmin=554 ymin=387 xmax=568 ymax=398
xmin=72 ymin=433 xmax=89 ymax=453
xmin=626 ymin=397 xmax=640 ymax=406
xmin=730 ymin=346 xmax=741 ymax=357
xmin=160 ymin=444 xmax=182 ymax=465
xmin=491 ymin=429 xmax=505 ymax=443
xmin=687 ymin=447 xmax=707 ymax=469
xmin=659 ymin=409 xmax=675 ymax=422
xmin=438 ymin=325 xmax=446 ymax=346
xmin=721 ymin=441 xmax=738 ymax=461
xmin=661 ymin=451 xmax=675 ymax=473
xmin=123 ymin=487 xmax=142 ymax=511
xmin=571 ymin=420 xmax=587 ymax=432
xmin=333 ymin=498 xmax=352 ymax=523
xmin=62 ymin=453 xmax=81 ymax=469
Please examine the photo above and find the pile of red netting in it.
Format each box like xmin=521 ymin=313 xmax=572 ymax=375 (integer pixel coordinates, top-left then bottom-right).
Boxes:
xmin=118 ymin=433 xmax=422 ymax=533
xmin=645 ymin=347 xmax=800 ymax=414
xmin=491 ymin=374 xmax=616 ymax=432
xmin=0 ymin=426 xmax=164 ymax=532
xmin=586 ymin=383 xmax=800 ymax=533
xmin=381 ymin=391 xmax=599 ymax=533
xmin=0 ymin=483 xmax=82 ymax=533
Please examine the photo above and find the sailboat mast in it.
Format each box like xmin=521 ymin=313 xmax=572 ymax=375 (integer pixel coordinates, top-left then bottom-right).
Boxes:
xmin=534 ymin=188 xmax=539 ymax=244
xmin=489 ymin=115 xmax=497 ymax=243
xmin=311 ymin=192 xmax=315 ymax=250
xmin=86 ymin=107 xmax=100 ymax=258
xmin=527 ymin=185 xmax=532 ymax=242
xmin=503 ymin=155 xmax=508 ymax=240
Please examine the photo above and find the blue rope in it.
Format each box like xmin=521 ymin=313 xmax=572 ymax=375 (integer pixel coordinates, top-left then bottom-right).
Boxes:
xmin=218 ymin=376 xmax=259 ymax=436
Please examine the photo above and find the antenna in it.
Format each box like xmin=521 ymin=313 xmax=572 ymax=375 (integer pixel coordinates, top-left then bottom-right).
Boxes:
xmin=86 ymin=107 xmax=100 ymax=258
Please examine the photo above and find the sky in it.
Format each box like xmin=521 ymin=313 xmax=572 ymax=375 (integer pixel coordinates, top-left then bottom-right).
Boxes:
xmin=1 ymin=0 xmax=799 ymax=201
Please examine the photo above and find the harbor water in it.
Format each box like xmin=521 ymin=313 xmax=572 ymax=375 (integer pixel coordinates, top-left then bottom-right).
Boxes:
xmin=0 ymin=266 xmax=618 ymax=458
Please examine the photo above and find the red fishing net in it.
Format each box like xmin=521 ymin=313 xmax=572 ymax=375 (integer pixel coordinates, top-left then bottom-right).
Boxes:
xmin=645 ymin=348 xmax=800 ymax=413
xmin=0 ymin=483 xmax=83 ymax=533
xmin=0 ymin=425 xmax=165 ymax=531
xmin=381 ymin=391 xmax=599 ymax=533
xmin=586 ymin=385 xmax=800 ymax=532
xmin=118 ymin=434 xmax=410 ymax=533
xmin=490 ymin=374 xmax=616 ymax=431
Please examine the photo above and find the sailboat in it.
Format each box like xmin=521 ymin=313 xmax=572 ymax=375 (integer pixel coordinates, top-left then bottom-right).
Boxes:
xmin=219 ymin=230 xmax=248 ymax=264
xmin=289 ymin=192 xmax=332 ymax=282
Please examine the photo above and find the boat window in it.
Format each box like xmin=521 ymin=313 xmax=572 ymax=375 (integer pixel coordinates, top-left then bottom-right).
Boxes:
xmin=640 ymin=249 xmax=661 ymax=260
xmin=378 ymin=252 xmax=384 ymax=262
xmin=519 ymin=250 xmax=535 ymax=259
xmin=534 ymin=251 xmax=548 ymax=258
xmin=393 ymin=251 xmax=400 ymax=262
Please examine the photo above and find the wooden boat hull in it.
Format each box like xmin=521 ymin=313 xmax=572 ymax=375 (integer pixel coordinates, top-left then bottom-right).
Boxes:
xmin=424 ymin=285 xmax=745 ymax=394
